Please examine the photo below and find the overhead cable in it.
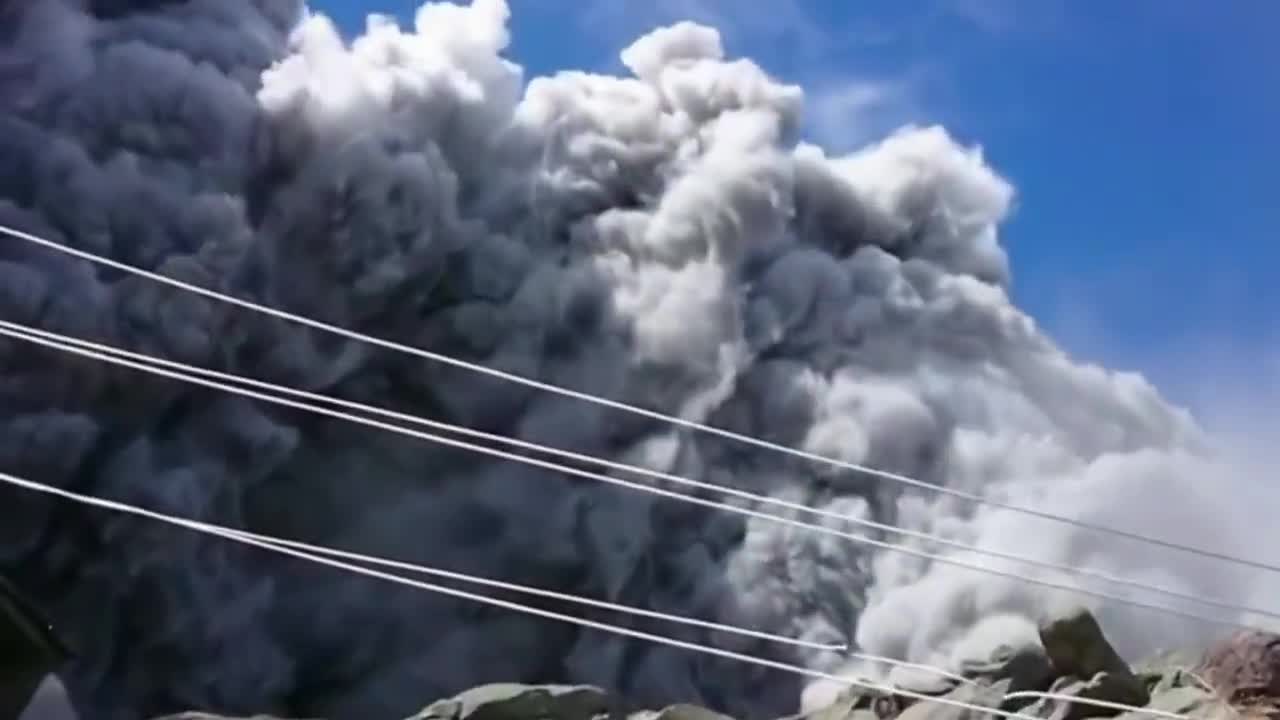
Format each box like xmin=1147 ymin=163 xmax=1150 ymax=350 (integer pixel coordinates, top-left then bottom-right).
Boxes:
xmin=2 ymin=223 xmax=1272 ymax=573
xmin=2 ymin=319 xmax=1276 ymax=627
xmin=0 ymin=322 xmax=1273 ymax=634
xmin=0 ymin=470 xmax=1188 ymax=720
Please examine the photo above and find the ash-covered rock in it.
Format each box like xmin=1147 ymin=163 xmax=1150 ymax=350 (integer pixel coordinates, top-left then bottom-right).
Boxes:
xmin=14 ymin=608 xmax=1270 ymax=720
xmin=1197 ymin=632 xmax=1280 ymax=706
xmin=409 ymin=684 xmax=614 ymax=720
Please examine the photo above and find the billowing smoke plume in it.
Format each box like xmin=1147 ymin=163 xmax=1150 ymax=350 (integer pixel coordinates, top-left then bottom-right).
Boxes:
xmin=0 ymin=1 xmax=1272 ymax=719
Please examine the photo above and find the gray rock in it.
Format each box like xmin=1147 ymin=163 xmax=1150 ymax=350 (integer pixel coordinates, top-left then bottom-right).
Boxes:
xmin=783 ymin=691 xmax=879 ymax=720
xmin=1132 ymin=649 xmax=1211 ymax=699
xmin=1197 ymin=631 xmax=1280 ymax=705
xmin=409 ymin=684 xmax=612 ymax=720
xmin=959 ymin=643 xmax=1055 ymax=695
xmin=798 ymin=681 xmax=901 ymax=719
xmin=887 ymin=666 xmax=962 ymax=698
xmin=1113 ymin=686 xmax=1233 ymax=720
xmin=1038 ymin=609 xmax=1134 ymax=681
xmin=1037 ymin=609 xmax=1147 ymax=709
xmin=893 ymin=680 xmax=1012 ymax=720
xmin=1133 ymin=649 xmax=1205 ymax=678
xmin=1149 ymin=668 xmax=1212 ymax=697
xmin=649 ymin=704 xmax=735 ymax=720
xmin=1022 ymin=672 xmax=1150 ymax=720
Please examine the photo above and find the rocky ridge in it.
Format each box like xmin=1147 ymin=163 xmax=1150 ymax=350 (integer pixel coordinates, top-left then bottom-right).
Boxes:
xmin=148 ymin=609 xmax=1279 ymax=720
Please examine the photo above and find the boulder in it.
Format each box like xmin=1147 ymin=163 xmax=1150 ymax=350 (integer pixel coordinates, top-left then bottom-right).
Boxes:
xmin=958 ymin=643 xmax=1054 ymax=696
xmin=409 ymin=684 xmax=613 ymax=720
xmin=892 ymin=679 xmax=1012 ymax=720
xmin=785 ymin=684 xmax=882 ymax=720
xmin=794 ymin=679 xmax=906 ymax=720
xmin=1197 ymin=631 xmax=1280 ymax=706
xmin=1133 ymin=648 xmax=1205 ymax=678
xmin=648 ymin=704 xmax=736 ymax=720
xmin=1132 ymin=648 xmax=1211 ymax=697
xmin=887 ymin=668 xmax=959 ymax=697
xmin=1038 ymin=609 xmax=1133 ymax=681
xmin=137 ymin=621 xmax=1280 ymax=720
xmin=1037 ymin=608 xmax=1147 ymax=709
xmin=786 ymin=694 xmax=871 ymax=720
xmin=1022 ymin=672 xmax=1150 ymax=720
xmin=1112 ymin=686 xmax=1234 ymax=720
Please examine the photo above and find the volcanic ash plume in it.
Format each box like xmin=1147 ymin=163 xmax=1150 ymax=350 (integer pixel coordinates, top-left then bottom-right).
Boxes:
xmin=0 ymin=1 xmax=1270 ymax=719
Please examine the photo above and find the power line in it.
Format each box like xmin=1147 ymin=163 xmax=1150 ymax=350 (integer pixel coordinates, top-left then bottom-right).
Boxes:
xmin=0 ymin=470 xmax=1185 ymax=720
xmin=1 ymin=223 xmax=1272 ymax=574
xmin=211 ymin=531 xmax=986 ymax=685
xmin=0 ymin=323 xmax=1272 ymax=634
xmin=0 ymin=482 xmax=837 ymax=655
xmin=245 ymin=524 xmax=982 ymax=689
xmin=5 ymin=319 xmax=1279 ymax=627
xmin=229 ymin=540 xmax=847 ymax=654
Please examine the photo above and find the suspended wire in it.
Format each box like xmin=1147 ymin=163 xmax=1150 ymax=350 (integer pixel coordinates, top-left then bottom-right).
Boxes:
xmin=228 ymin=541 xmax=849 ymax=654
xmin=2 ymin=223 xmax=1273 ymax=575
xmin=227 ymin=531 xmax=993 ymax=683
xmin=3 ymin=319 xmax=1275 ymax=627
xmin=0 ymin=323 xmax=1273 ymax=635
xmin=0 ymin=477 xmax=836 ymax=654
xmin=0 ymin=470 xmax=1188 ymax=720
xmin=5 ymin=319 xmax=1274 ymax=622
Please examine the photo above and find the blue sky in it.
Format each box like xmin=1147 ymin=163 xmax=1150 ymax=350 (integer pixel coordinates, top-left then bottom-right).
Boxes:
xmin=313 ymin=0 xmax=1278 ymax=414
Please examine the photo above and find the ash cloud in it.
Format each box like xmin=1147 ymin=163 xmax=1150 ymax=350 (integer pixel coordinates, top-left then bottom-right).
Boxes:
xmin=0 ymin=1 xmax=1268 ymax=719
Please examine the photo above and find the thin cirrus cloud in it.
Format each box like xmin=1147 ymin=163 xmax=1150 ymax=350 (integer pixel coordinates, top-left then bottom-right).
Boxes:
xmin=803 ymin=78 xmax=921 ymax=153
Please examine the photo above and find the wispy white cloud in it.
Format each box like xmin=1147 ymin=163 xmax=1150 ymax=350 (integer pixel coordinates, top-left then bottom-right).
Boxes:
xmin=935 ymin=0 xmax=1069 ymax=37
xmin=941 ymin=0 xmax=1018 ymax=34
xmin=803 ymin=73 xmax=928 ymax=153
xmin=805 ymin=80 xmax=897 ymax=150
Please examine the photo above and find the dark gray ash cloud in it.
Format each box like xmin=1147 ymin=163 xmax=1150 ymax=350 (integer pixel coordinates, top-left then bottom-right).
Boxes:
xmin=0 ymin=2 xmax=1270 ymax=720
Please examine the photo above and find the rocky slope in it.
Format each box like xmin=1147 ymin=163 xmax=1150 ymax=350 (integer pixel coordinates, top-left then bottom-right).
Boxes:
xmin=147 ymin=609 xmax=1274 ymax=720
